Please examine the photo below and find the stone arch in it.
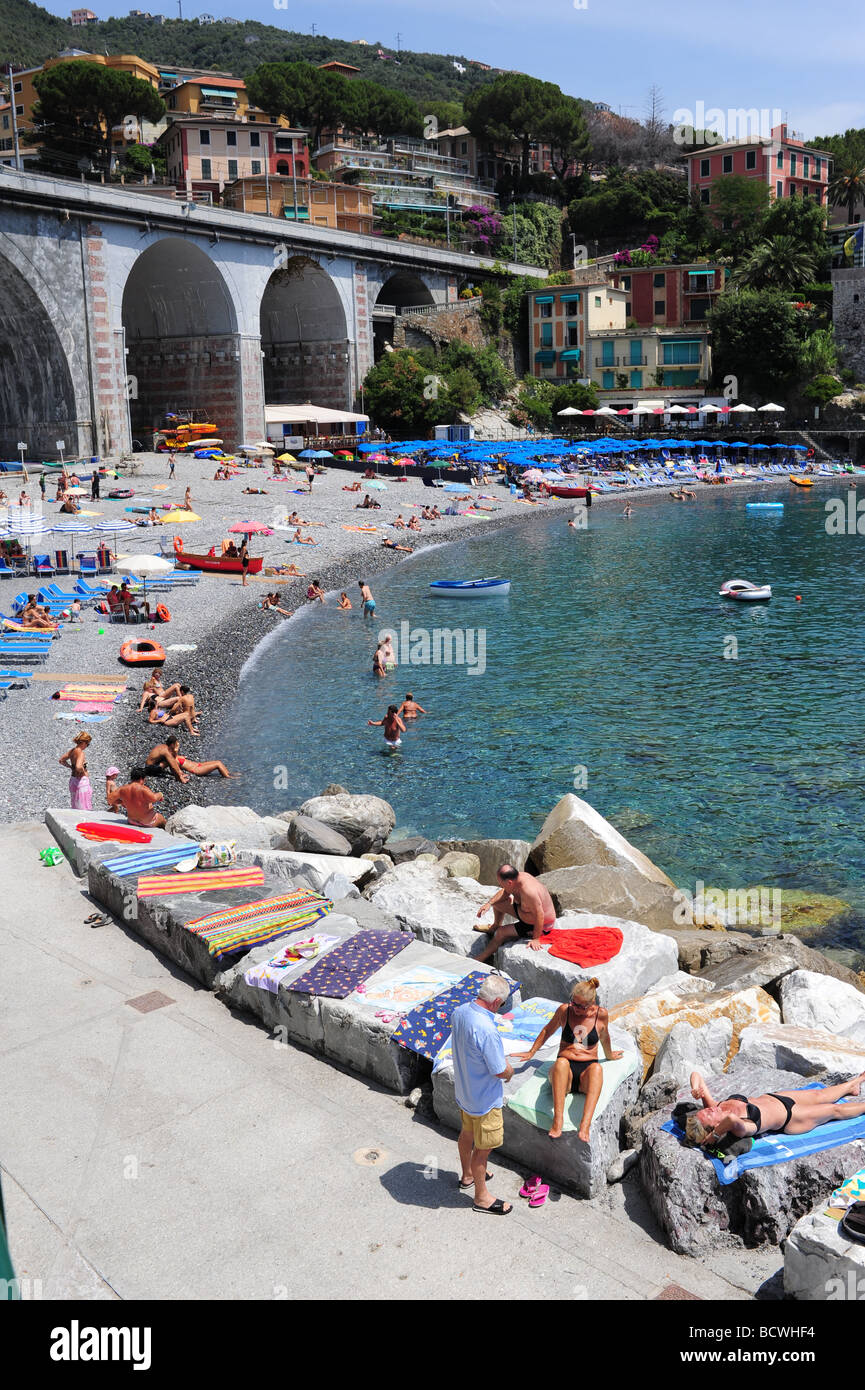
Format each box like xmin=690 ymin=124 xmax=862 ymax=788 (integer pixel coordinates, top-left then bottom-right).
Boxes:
xmin=372 ymin=270 xmax=436 ymax=359
xmin=0 ymin=248 xmax=81 ymax=459
xmin=260 ymin=256 xmax=350 ymax=410
xmin=122 ymin=237 xmax=241 ymax=445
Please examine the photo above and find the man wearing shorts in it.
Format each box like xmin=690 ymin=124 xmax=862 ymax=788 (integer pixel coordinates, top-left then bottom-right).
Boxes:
xmin=474 ymin=863 xmax=557 ymax=963
xmin=451 ymin=975 xmax=514 ymax=1214
xmin=358 ymin=580 xmax=375 ymax=617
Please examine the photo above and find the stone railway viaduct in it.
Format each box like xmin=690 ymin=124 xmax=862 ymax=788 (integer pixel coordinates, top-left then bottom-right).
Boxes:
xmin=0 ymin=169 xmax=544 ymax=459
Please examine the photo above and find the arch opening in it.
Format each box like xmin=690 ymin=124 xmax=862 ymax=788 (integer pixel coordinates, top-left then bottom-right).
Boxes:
xmin=372 ymin=271 xmax=435 ymax=359
xmin=260 ymin=257 xmax=350 ymax=413
xmin=122 ymin=238 xmax=241 ymax=446
xmin=0 ymin=252 xmax=81 ymax=459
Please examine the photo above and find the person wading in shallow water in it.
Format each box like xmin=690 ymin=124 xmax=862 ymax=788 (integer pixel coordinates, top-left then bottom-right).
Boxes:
xmin=368 ymin=704 xmax=405 ymax=748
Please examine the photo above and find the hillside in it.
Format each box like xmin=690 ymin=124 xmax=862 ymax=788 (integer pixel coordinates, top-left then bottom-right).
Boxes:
xmin=0 ymin=0 xmax=505 ymax=106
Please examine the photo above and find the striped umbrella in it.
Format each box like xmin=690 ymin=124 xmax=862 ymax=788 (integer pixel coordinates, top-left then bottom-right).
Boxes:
xmin=52 ymin=519 xmax=96 ymax=558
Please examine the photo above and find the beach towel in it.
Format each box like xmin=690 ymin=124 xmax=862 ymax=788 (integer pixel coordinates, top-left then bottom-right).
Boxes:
xmin=187 ymin=890 xmax=333 ymax=959
xmin=243 ymin=933 xmax=340 ymax=993
xmin=434 ymin=997 xmax=559 ymax=1071
xmin=288 ymin=929 xmax=410 ymax=999
xmin=545 ymin=926 xmax=624 ymax=968
xmin=662 ymin=1087 xmax=865 ymax=1185
xmin=136 ymin=866 xmax=265 ymax=897
xmin=508 ymin=1051 xmax=639 ymax=1132
xmin=58 ymin=686 xmax=125 ymax=699
xmin=55 ymin=712 xmax=109 ymax=722
xmin=360 ymin=964 xmax=463 ymax=1009
xmin=393 ymin=970 xmax=517 ymax=1061
xmin=826 ymin=1166 xmax=865 ymax=1218
xmin=101 ymin=843 xmax=199 ymax=876
xmin=73 ymin=701 xmax=117 ymax=713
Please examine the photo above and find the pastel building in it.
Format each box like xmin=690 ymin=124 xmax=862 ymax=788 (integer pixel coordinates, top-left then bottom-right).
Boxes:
xmin=587 ymin=328 xmax=711 ymax=392
xmin=158 ymin=117 xmax=308 ymax=198
xmin=527 ymin=281 xmax=626 ymax=380
xmin=221 ymin=176 xmax=375 ymax=234
xmin=687 ymin=124 xmax=831 ymax=208
xmin=609 ymin=262 xmax=724 ymax=328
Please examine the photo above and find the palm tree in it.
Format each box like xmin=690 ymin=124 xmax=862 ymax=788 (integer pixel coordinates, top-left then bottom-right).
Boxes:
xmin=828 ymin=163 xmax=865 ymax=223
xmin=734 ymin=235 xmax=817 ymax=291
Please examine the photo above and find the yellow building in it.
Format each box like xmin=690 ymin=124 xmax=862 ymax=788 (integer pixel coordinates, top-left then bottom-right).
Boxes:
xmin=9 ymin=50 xmax=161 ymax=133
xmin=222 ymin=176 xmax=375 ymax=234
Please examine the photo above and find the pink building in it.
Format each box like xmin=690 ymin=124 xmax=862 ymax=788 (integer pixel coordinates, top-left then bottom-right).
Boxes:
xmin=609 ymin=262 xmax=724 ymax=329
xmin=688 ymin=124 xmax=832 ymax=210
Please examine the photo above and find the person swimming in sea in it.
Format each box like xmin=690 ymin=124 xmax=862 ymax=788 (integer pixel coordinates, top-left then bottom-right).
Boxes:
xmin=397 ymin=693 xmax=426 ymax=719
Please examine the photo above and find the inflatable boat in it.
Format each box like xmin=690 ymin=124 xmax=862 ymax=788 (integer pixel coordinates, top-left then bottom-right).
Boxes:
xmin=544 ymin=483 xmax=592 ymax=502
xmin=745 ymin=502 xmax=784 ymax=511
xmin=119 ymin=639 xmax=166 ymax=665
xmin=789 ymin=476 xmax=814 ymax=487
xmin=430 ymin=577 xmax=510 ymax=598
xmin=719 ymin=578 xmax=772 ymax=602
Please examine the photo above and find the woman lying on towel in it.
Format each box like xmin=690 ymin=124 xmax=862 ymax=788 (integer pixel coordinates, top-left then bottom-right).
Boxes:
xmin=513 ymin=978 xmax=622 ymax=1143
xmin=685 ymin=1069 xmax=865 ymax=1146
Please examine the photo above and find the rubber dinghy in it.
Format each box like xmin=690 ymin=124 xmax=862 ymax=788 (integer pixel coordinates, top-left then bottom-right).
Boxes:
xmin=719 ymin=578 xmax=772 ymax=601
xmin=430 ymin=577 xmax=510 ymax=597
xmin=745 ymin=502 xmax=784 ymax=511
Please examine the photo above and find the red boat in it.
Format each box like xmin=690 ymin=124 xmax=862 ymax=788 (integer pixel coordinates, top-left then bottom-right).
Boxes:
xmin=173 ymin=536 xmax=264 ymax=574
xmin=543 ymin=483 xmax=592 ymax=502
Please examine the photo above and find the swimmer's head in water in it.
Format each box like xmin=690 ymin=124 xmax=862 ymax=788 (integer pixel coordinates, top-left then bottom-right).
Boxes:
xmin=406 ymin=693 xmax=413 ymax=700
xmin=386 ymin=705 xmax=398 ymax=716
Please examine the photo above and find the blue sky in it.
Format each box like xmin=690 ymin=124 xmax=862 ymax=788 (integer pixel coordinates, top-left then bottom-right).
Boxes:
xmin=43 ymin=0 xmax=862 ymax=138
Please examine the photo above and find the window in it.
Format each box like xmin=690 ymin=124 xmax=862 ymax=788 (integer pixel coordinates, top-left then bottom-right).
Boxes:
xmin=539 ymin=302 xmax=552 ymax=318
xmin=567 ymin=324 xmax=579 ymax=347
xmin=803 ymin=155 xmax=809 ymax=177
xmin=688 ymin=297 xmax=712 ymax=320
xmin=250 ymin=132 xmax=260 ymax=147
xmin=1 ymin=116 xmax=7 ymax=130
xmin=541 ymin=323 xmax=552 ymax=347
xmin=662 ymin=341 xmax=701 ymax=365
xmin=13 ymin=82 xmax=21 ymax=94
xmin=631 ymin=371 xmax=642 ymax=388
xmin=227 ymin=158 xmax=238 ymax=180
xmin=790 ymin=152 xmax=797 ymax=175
xmin=700 ymin=158 xmax=710 ymax=177
xmin=601 ymin=341 xmax=614 ymax=366
xmin=722 ymin=154 xmax=733 ymax=173
xmin=199 ymin=129 xmax=210 ymax=145
xmin=460 ymin=141 xmax=467 ymax=154
xmin=602 ymin=371 xmax=614 ymax=390
xmin=625 ymin=301 xmax=631 ymax=316
xmin=776 ymin=180 xmax=783 ymax=198
xmin=201 ymin=158 xmax=212 ymax=180
xmin=700 ymin=188 xmax=710 ymax=204
xmin=654 ymin=300 xmax=665 ymax=315
xmin=629 ymin=340 xmax=643 ymax=365
xmin=15 ymin=105 xmax=23 ymax=116
xmin=777 ymin=150 xmax=784 ymax=169
xmin=815 ymin=157 xmax=822 ymax=178
xmin=653 ymin=272 xmax=665 ymax=288
xmin=227 ymin=131 xmax=237 ymax=147
xmin=565 ymin=300 xmax=578 ymax=316
xmin=276 ymin=160 xmax=289 ymax=174
xmin=251 ymin=160 xmax=261 ymax=175
xmin=594 ymin=295 xmax=601 ymax=308
xmin=745 ymin=150 xmax=756 ymax=170
xmin=621 ymin=275 xmax=631 ymax=290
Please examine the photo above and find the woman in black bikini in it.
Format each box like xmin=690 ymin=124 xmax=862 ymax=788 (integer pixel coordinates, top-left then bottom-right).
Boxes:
xmin=514 ymin=978 xmax=623 ymax=1143
xmin=685 ymin=1069 xmax=865 ymax=1146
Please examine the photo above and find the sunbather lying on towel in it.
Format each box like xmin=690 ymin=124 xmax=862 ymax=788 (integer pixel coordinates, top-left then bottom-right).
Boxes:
xmin=146 ymin=736 xmax=237 ymax=783
xmin=684 ymin=1069 xmax=865 ymax=1146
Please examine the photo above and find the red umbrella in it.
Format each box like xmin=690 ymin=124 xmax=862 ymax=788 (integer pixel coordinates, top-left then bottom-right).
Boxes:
xmin=229 ymin=521 xmax=273 ymax=536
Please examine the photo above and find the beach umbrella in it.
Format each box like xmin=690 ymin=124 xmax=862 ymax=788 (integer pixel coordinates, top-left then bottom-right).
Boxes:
xmin=229 ymin=521 xmax=273 ymax=535
xmin=790 ymin=444 xmax=808 ymax=451
xmin=366 ymin=480 xmax=387 ymax=490
xmin=162 ymin=509 xmax=201 ymax=523
xmin=115 ymin=552 xmax=172 ymax=605
xmin=298 ymin=449 xmax=318 ymax=459
xmin=729 ymin=403 xmax=756 ymax=413
xmin=313 ymin=450 xmax=334 ymax=459
xmin=93 ymin=518 xmax=137 ymax=537
xmin=699 ymin=403 xmax=722 ymax=413
xmin=758 ymin=403 xmax=785 ymax=412
xmin=595 ymin=406 xmax=619 ymax=417
xmin=51 ymin=519 xmax=95 ymax=557
xmin=335 ymin=450 xmax=354 ymax=458
xmin=666 ymin=404 xmax=690 ymax=415
xmin=557 ymin=406 xmax=583 ymax=416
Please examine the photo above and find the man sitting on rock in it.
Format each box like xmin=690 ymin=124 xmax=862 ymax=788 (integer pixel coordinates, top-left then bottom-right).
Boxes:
xmin=473 ymin=863 xmax=556 ymax=963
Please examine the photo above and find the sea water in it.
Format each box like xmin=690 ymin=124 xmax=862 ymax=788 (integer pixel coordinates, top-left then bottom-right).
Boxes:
xmin=219 ymin=484 xmax=865 ymax=954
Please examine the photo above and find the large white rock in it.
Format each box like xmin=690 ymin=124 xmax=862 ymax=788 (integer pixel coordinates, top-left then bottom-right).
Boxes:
xmin=366 ymin=860 xmax=491 ymax=955
xmin=164 ymin=804 xmax=287 ymax=851
xmin=779 ymin=970 xmax=865 ymax=1048
xmin=299 ymin=793 xmax=395 ymax=852
xmin=436 ymin=837 xmax=532 ymax=882
xmin=651 ymin=971 xmax=717 ymax=998
xmin=653 ymin=1017 xmax=734 ymax=1087
xmin=785 ymin=1208 xmax=865 ymax=1300
xmin=497 ymin=911 xmax=678 ymax=1009
xmin=234 ymin=848 xmax=375 ymax=892
xmin=737 ymin=1022 xmax=865 ymax=1077
xmin=538 ymin=863 xmax=687 ymax=934
xmin=529 ymin=793 xmax=677 ymax=886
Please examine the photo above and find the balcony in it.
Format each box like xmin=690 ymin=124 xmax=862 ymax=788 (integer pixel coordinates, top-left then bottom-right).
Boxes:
xmin=597 ymin=355 xmax=649 ymax=367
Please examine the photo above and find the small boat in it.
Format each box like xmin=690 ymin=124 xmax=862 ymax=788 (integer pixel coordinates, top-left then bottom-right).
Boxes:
xmin=119 ymin=639 xmax=166 ymax=665
xmin=746 ymin=502 xmax=784 ymax=511
xmin=790 ymin=476 xmax=814 ymax=487
xmin=719 ymin=578 xmax=772 ymax=602
xmin=544 ymin=483 xmax=592 ymax=502
xmin=173 ymin=536 xmax=263 ymax=575
xmin=429 ymin=577 xmax=510 ymax=598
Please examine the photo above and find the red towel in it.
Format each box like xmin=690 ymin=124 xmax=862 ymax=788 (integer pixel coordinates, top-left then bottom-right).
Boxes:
xmin=545 ymin=926 xmax=623 ymax=967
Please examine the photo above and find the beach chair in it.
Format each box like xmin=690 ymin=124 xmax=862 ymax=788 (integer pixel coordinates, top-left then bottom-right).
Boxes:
xmin=0 ymin=669 xmax=32 ymax=683
xmin=0 ymin=643 xmax=48 ymax=663
xmin=96 ymin=545 xmax=113 ymax=573
xmin=78 ymin=554 xmax=99 ymax=578
xmin=74 ymin=579 xmax=109 ymax=599
xmin=0 ymin=556 xmax=14 ymax=579
xmin=32 ymin=554 xmax=55 ymax=578
xmin=53 ymin=549 xmax=70 ymax=575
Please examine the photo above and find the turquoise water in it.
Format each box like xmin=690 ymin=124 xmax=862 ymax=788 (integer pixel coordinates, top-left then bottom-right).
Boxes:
xmin=219 ymin=484 xmax=865 ymax=953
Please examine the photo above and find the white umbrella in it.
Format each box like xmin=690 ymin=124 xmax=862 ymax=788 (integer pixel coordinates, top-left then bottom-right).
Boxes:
xmin=758 ymin=402 xmax=786 ymax=412
xmin=52 ymin=520 xmax=96 ymax=558
xmin=93 ymin=518 xmax=138 ymax=535
xmin=557 ymin=406 xmax=583 ymax=416
xmin=595 ymin=405 xmax=619 ymax=417
xmin=729 ymin=403 xmax=756 ymax=412
xmin=699 ymin=403 xmax=722 ymax=413
xmin=115 ymin=552 xmax=173 ymax=606
xmin=666 ymin=404 xmax=690 ymax=414
xmin=629 ymin=405 xmax=652 ymax=415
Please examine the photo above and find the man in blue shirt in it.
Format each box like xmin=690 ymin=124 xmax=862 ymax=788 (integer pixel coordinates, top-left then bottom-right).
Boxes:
xmin=451 ymin=974 xmax=514 ymax=1215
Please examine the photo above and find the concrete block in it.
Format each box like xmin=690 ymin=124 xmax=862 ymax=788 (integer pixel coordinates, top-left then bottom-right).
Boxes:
xmin=497 ymin=911 xmax=678 ymax=1009
xmin=233 ymin=848 xmax=375 ymax=892
xmin=784 ymin=1208 xmax=865 ymax=1300
xmin=46 ymin=808 xmax=190 ymax=878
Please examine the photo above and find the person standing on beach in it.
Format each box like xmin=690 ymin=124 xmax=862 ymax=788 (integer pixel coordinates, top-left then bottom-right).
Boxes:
xmin=168 ymin=453 xmax=176 ymax=480
xmin=359 ymin=580 xmax=375 ymax=618
xmin=39 ymin=472 xmax=46 ymax=501
xmin=184 ymin=486 xmax=193 ymax=510
xmin=59 ymin=732 xmax=93 ymax=810
xmin=91 ymin=469 xmax=101 ymax=501
xmin=306 ymin=463 xmax=315 ymax=493
xmin=239 ymin=539 xmax=250 ymax=587
xmin=451 ymin=975 xmax=514 ymax=1214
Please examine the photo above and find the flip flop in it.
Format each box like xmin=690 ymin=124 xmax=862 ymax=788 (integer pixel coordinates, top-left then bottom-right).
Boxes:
xmin=473 ymin=1198 xmax=512 ymax=1215
xmin=459 ymin=1171 xmax=493 ymax=1189
xmin=519 ymin=1175 xmax=543 ymax=1198
xmin=528 ymin=1184 xmax=550 ymax=1208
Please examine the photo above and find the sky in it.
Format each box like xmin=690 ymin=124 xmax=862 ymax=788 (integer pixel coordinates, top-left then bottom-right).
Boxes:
xmin=41 ymin=0 xmax=865 ymax=139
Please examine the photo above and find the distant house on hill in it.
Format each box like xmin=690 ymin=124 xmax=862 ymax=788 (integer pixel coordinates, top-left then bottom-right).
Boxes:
xmin=318 ymin=61 xmax=361 ymax=79
xmin=70 ymin=9 xmax=98 ymax=25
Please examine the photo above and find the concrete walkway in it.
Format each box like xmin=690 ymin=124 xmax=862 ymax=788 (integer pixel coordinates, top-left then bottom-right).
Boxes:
xmin=0 ymin=822 xmax=781 ymax=1301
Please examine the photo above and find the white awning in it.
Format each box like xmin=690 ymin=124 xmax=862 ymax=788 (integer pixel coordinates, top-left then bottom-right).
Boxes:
xmin=264 ymin=404 xmax=370 ymax=425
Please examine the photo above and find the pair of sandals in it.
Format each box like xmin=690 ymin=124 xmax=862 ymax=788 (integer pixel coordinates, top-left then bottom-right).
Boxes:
xmin=84 ymin=912 xmax=109 ymax=929
xmin=840 ymin=1201 xmax=865 ymax=1244
xmin=519 ymin=1174 xmax=549 ymax=1208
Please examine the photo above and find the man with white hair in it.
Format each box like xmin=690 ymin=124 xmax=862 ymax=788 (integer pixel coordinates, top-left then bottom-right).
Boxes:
xmin=450 ymin=975 xmax=514 ymax=1215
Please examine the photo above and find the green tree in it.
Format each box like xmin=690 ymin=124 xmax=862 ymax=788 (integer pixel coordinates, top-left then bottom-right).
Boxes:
xmin=439 ymin=366 xmax=482 ymax=418
xmin=465 ymin=73 xmax=584 ymax=182
xmin=800 ymin=328 xmax=839 ymax=376
xmin=709 ymin=175 xmax=770 ymax=256
xmin=351 ymin=79 xmax=422 ymax=139
xmin=426 ymin=100 xmax=464 ymax=132
xmin=552 ymin=380 xmax=599 ymax=413
xmin=363 ymin=351 xmax=437 ymax=436
xmin=828 ymin=163 xmax=865 ymax=223
xmin=122 ymin=142 xmax=165 ymax=179
xmin=30 ymin=61 xmax=165 ymax=172
xmin=440 ymin=341 xmax=513 ymax=400
xmin=735 ymin=235 xmax=818 ymax=291
xmin=709 ymin=289 xmax=806 ymax=394
xmin=802 ymin=372 xmax=843 ymax=406
xmin=247 ymin=61 xmax=349 ymax=149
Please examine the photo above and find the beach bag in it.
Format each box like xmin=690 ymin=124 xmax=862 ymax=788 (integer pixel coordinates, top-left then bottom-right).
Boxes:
xmin=197 ymin=840 xmax=237 ymax=869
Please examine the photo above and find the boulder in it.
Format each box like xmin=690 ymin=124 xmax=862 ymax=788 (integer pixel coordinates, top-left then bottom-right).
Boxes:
xmin=736 ymin=1023 xmax=865 ymax=1077
xmin=779 ymin=970 xmax=865 ymax=1046
xmin=497 ymin=910 xmax=678 ymax=1009
xmin=299 ymin=793 xmax=395 ymax=853
xmin=366 ymin=860 xmax=490 ymax=956
xmin=163 ymin=804 xmax=285 ymax=851
xmin=233 ymin=848 xmax=374 ymax=892
xmin=621 ymin=1073 xmax=681 ymax=1150
xmin=320 ymin=784 xmax=349 ymax=796
xmin=610 ymin=986 xmax=780 ymax=1077
xmin=286 ymin=814 xmax=353 ymax=857
xmin=330 ymin=894 xmax=403 ymax=935
xmin=699 ymin=936 xmax=865 ymax=996
xmin=538 ymin=864 xmax=687 ymax=934
xmin=529 ymin=793 xmax=677 ymax=886
xmin=436 ymin=837 xmax=531 ymax=883
xmin=651 ymin=971 xmax=717 ymax=998
xmin=437 ymin=851 xmax=481 ymax=881
xmin=784 ymin=1208 xmax=865 ymax=1300
xmin=386 ymin=836 xmax=439 ymax=864
xmin=640 ymin=1064 xmax=865 ymax=1255
xmin=665 ymin=928 xmax=752 ymax=974
xmin=653 ymin=1017 xmax=734 ymax=1088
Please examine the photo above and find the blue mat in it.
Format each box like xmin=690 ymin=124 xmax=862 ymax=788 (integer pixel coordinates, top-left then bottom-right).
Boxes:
xmin=662 ymin=1085 xmax=865 ymax=1185
xmin=100 ymin=842 xmax=198 ymax=876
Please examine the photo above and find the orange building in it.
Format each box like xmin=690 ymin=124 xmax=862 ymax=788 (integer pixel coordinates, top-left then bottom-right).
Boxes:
xmin=222 ymin=176 xmax=375 ymax=233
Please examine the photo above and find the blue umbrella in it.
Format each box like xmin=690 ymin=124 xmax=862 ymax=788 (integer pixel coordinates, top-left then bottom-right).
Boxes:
xmin=790 ymin=444 xmax=808 ymax=451
xmin=298 ymin=449 xmax=317 ymax=458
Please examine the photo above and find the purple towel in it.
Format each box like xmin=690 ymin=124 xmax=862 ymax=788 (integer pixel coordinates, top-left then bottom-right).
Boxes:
xmin=287 ymin=929 xmax=410 ymax=999
xmin=393 ymin=970 xmax=516 ymax=1060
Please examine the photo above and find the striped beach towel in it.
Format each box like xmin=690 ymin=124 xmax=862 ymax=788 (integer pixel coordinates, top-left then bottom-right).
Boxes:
xmin=59 ymin=686 xmax=126 ymax=699
xmin=136 ymin=866 xmax=265 ymax=897
xmin=186 ymin=890 xmax=333 ymax=959
xmin=101 ymin=843 xmax=199 ymax=876
xmin=73 ymin=701 xmax=117 ymax=713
